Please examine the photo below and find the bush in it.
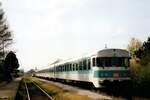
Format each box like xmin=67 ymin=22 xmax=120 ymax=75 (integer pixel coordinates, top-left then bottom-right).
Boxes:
xmin=130 ymin=61 xmax=150 ymax=97
xmin=0 ymin=62 xmax=5 ymax=81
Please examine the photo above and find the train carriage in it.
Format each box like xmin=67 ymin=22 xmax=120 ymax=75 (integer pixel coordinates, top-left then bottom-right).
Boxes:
xmin=35 ymin=48 xmax=130 ymax=88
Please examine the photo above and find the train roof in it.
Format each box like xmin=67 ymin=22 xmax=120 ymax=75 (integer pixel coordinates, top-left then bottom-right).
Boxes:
xmin=97 ymin=48 xmax=130 ymax=57
xmin=37 ymin=48 xmax=130 ymax=72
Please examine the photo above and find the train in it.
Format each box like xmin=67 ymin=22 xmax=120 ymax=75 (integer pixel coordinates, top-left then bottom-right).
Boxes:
xmin=35 ymin=48 xmax=131 ymax=88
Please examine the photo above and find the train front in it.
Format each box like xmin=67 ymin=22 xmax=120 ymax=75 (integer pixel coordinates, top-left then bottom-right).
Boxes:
xmin=92 ymin=49 xmax=130 ymax=88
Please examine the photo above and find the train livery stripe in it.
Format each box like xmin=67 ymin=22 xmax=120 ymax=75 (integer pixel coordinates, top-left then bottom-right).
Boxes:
xmin=94 ymin=70 xmax=130 ymax=78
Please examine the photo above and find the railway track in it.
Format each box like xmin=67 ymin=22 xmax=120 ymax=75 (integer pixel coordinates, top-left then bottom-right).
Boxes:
xmin=15 ymin=78 xmax=54 ymax=100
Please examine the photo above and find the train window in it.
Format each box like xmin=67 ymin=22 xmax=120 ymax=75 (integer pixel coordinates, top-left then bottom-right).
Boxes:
xmin=70 ymin=64 xmax=72 ymax=71
xmin=96 ymin=57 xmax=130 ymax=67
xmin=88 ymin=58 xmax=91 ymax=69
xmin=72 ymin=64 xmax=75 ymax=71
xmin=66 ymin=64 xmax=68 ymax=71
xmin=57 ymin=66 xmax=59 ymax=72
xmin=92 ymin=58 xmax=96 ymax=66
xmin=79 ymin=61 xmax=82 ymax=70
xmin=56 ymin=67 xmax=58 ymax=71
xmin=59 ymin=66 xmax=60 ymax=71
xmin=63 ymin=65 xmax=65 ymax=71
xmin=59 ymin=66 xmax=61 ymax=72
xmin=66 ymin=64 xmax=67 ymax=71
xmin=66 ymin=64 xmax=69 ymax=71
xmin=68 ymin=64 xmax=70 ymax=71
xmin=105 ymin=58 xmax=111 ymax=66
xmin=64 ymin=65 xmax=66 ymax=71
xmin=73 ymin=63 xmax=75 ymax=71
xmin=76 ymin=63 xmax=79 ymax=70
xmin=96 ymin=57 xmax=106 ymax=67
xmin=83 ymin=60 xmax=87 ymax=70
xmin=61 ymin=65 xmax=63 ymax=72
xmin=69 ymin=64 xmax=70 ymax=71
xmin=62 ymin=65 xmax=63 ymax=71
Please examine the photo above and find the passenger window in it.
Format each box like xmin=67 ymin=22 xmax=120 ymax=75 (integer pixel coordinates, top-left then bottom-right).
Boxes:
xmin=79 ymin=61 xmax=82 ymax=70
xmin=83 ymin=60 xmax=87 ymax=70
xmin=75 ymin=64 xmax=77 ymax=71
xmin=73 ymin=64 xmax=75 ymax=71
xmin=88 ymin=59 xmax=91 ymax=69
xmin=67 ymin=64 xmax=69 ymax=71
xmin=63 ymin=65 xmax=65 ymax=71
xmin=65 ymin=65 xmax=66 ymax=71
xmin=72 ymin=64 xmax=74 ymax=71
xmin=76 ymin=63 xmax=79 ymax=70
xmin=69 ymin=64 xmax=71 ymax=71
xmin=93 ymin=58 xmax=96 ymax=66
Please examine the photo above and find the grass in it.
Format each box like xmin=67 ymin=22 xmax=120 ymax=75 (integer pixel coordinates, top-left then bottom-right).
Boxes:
xmin=32 ymin=78 xmax=92 ymax=100
xmin=26 ymin=77 xmax=124 ymax=100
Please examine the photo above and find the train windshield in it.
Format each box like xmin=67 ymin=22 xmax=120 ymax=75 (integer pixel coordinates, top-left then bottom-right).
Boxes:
xmin=96 ymin=57 xmax=129 ymax=67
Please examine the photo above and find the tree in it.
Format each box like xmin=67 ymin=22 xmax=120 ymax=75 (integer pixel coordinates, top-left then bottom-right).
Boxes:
xmin=4 ymin=51 xmax=19 ymax=81
xmin=0 ymin=3 xmax=13 ymax=81
xmin=0 ymin=5 xmax=13 ymax=60
xmin=135 ymin=37 xmax=150 ymax=65
xmin=127 ymin=38 xmax=142 ymax=58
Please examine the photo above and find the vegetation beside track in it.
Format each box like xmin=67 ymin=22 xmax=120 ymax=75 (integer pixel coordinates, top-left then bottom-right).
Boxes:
xmin=31 ymin=77 xmax=92 ymax=100
xmin=129 ymin=37 xmax=150 ymax=98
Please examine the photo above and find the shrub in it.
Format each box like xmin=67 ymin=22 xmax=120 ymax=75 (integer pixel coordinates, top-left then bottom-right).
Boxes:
xmin=130 ymin=61 xmax=150 ymax=96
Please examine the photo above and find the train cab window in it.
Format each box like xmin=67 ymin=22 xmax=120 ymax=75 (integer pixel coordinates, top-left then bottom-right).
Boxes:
xmin=92 ymin=58 xmax=96 ymax=66
xmin=96 ymin=57 xmax=130 ymax=67
xmin=96 ymin=57 xmax=107 ymax=67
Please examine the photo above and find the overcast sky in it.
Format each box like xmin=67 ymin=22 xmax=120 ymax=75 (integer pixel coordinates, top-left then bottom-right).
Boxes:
xmin=1 ymin=0 xmax=149 ymax=71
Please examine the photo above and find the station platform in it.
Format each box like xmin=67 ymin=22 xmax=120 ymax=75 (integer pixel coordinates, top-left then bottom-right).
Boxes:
xmin=0 ymin=78 xmax=22 ymax=100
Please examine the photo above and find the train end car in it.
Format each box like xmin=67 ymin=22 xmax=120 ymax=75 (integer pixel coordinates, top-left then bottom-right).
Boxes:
xmin=91 ymin=49 xmax=131 ymax=88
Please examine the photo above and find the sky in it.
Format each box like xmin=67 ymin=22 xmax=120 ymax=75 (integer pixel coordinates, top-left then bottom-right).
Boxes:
xmin=0 ymin=0 xmax=149 ymax=71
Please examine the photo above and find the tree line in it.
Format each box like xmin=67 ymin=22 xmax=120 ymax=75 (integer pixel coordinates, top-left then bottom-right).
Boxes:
xmin=128 ymin=37 xmax=150 ymax=97
xmin=0 ymin=2 xmax=19 ymax=82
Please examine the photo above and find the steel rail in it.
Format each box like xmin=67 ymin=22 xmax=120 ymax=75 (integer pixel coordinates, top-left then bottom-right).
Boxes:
xmin=24 ymin=80 xmax=31 ymax=100
xmin=31 ymin=80 xmax=54 ymax=100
